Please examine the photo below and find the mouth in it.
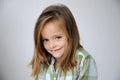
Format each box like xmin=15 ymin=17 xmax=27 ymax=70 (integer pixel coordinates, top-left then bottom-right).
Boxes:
xmin=51 ymin=48 xmax=62 ymax=53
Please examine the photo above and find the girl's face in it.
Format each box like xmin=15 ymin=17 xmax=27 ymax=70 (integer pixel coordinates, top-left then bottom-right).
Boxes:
xmin=41 ymin=20 xmax=68 ymax=61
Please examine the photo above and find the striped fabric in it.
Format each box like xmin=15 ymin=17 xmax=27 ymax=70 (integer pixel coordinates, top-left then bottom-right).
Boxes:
xmin=35 ymin=48 xmax=98 ymax=80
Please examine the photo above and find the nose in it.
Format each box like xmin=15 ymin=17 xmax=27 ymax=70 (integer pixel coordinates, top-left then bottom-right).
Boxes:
xmin=49 ymin=40 xmax=56 ymax=49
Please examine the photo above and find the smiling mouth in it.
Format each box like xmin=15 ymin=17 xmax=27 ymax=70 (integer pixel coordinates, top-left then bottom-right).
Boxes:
xmin=51 ymin=48 xmax=62 ymax=52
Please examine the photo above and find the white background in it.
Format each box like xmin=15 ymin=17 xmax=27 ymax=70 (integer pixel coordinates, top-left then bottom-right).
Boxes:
xmin=0 ymin=0 xmax=120 ymax=80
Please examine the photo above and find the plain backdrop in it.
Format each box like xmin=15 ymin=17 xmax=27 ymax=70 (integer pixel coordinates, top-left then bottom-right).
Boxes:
xmin=0 ymin=0 xmax=120 ymax=80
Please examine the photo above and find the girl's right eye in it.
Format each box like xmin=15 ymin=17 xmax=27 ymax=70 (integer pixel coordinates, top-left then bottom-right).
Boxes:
xmin=42 ymin=39 xmax=49 ymax=43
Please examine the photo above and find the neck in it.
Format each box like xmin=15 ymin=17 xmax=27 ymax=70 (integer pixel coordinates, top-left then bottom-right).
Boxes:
xmin=54 ymin=58 xmax=62 ymax=69
xmin=54 ymin=54 xmax=67 ymax=69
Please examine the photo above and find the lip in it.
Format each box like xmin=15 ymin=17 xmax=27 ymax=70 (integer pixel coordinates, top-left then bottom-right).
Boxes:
xmin=51 ymin=48 xmax=62 ymax=52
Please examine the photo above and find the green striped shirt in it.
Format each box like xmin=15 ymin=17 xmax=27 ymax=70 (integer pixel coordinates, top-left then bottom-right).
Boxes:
xmin=35 ymin=48 xmax=98 ymax=80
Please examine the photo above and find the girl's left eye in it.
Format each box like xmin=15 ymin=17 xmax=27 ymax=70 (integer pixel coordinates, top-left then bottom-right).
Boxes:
xmin=55 ymin=36 xmax=62 ymax=39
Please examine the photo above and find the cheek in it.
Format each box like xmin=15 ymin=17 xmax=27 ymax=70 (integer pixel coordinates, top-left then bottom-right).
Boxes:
xmin=64 ymin=42 xmax=68 ymax=49
xmin=43 ymin=43 xmax=48 ymax=50
xmin=61 ymin=39 xmax=68 ymax=48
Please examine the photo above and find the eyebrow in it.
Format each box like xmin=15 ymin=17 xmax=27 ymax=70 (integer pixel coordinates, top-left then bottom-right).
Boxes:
xmin=42 ymin=33 xmax=63 ymax=39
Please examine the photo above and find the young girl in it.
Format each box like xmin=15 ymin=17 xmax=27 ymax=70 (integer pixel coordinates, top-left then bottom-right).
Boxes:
xmin=30 ymin=4 xmax=98 ymax=80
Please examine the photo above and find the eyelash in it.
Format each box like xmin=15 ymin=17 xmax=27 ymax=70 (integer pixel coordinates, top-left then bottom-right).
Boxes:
xmin=42 ymin=36 xmax=62 ymax=43
xmin=42 ymin=39 xmax=49 ymax=42
xmin=55 ymin=36 xmax=62 ymax=39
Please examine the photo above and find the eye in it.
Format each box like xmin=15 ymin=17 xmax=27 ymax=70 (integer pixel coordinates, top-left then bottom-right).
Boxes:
xmin=55 ymin=36 xmax=62 ymax=40
xmin=42 ymin=39 xmax=49 ymax=43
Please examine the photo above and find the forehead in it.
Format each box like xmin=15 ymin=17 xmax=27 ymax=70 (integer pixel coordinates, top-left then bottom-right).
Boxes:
xmin=41 ymin=20 xmax=66 ymax=37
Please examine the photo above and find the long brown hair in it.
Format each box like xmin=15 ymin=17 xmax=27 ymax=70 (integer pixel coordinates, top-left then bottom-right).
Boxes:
xmin=30 ymin=4 xmax=82 ymax=76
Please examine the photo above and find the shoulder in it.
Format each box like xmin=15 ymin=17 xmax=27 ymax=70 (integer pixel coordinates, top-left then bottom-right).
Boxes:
xmin=76 ymin=48 xmax=90 ymax=59
xmin=76 ymin=48 xmax=96 ymax=64
xmin=75 ymin=48 xmax=97 ymax=69
xmin=76 ymin=48 xmax=98 ymax=79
